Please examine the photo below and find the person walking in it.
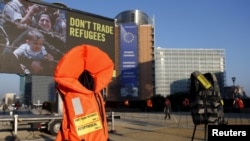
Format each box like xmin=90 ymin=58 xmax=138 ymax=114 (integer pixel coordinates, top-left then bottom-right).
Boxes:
xmin=164 ymin=98 xmax=172 ymax=120
xmin=2 ymin=104 xmax=8 ymax=114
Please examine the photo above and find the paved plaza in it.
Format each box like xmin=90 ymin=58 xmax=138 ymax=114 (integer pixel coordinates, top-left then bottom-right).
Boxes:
xmin=0 ymin=111 xmax=249 ymax=141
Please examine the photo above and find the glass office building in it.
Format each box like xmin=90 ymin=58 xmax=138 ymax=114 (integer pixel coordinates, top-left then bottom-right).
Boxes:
xmin=21 ymin=75 xmax=56 ymax=105
xmin=154 ymin=48 xmax=226 ymax=97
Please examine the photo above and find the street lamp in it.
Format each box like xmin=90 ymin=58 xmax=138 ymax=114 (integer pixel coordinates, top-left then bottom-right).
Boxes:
xmin=232 ymin=77 xmax=236 ymax=86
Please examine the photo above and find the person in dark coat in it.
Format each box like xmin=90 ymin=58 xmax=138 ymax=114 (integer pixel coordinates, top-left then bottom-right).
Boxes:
xmin=164 ymin=98 xmax=172 ymax=119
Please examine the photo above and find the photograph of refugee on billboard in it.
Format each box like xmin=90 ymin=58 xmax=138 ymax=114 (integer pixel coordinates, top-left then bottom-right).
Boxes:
xmin=0 ymin=0 xmax=66 ymax=75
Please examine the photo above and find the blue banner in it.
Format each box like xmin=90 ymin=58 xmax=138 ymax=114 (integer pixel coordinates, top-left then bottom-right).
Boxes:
xmin=120 ymin=23 xmax=138 ymax=97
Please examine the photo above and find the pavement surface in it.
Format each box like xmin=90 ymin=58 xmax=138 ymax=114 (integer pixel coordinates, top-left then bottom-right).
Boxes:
xmin=0 ymin=111 xmax=250 ymax=141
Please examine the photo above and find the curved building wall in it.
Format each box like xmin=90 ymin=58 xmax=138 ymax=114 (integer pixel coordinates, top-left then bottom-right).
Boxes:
xmin=115 ymin=10 xmax=150 ymax=25
xmin=108 ymin=10 xmax=154 ymax=101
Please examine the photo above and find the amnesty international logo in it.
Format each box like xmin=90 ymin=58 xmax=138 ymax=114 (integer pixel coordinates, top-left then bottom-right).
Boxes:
xmin=123 ymin=32 xmax=135 ymax=43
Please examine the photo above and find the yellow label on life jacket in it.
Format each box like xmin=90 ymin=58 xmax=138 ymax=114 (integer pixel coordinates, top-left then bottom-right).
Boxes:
xmin=74 ymin=112 xmax=103 ymax=136
xmin=197 ymin=74 xmax=212 ymax=90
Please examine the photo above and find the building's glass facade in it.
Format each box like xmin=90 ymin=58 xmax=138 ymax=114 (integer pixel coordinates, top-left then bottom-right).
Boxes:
xmin=22 ymin=75 xmax=56 ymax=105
xmin=154 ymin=48 xmax=226 ymax=97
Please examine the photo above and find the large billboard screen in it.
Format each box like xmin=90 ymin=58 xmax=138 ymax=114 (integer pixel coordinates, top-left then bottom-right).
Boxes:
xmin=0 ymin=0 xmax=114 ymax=76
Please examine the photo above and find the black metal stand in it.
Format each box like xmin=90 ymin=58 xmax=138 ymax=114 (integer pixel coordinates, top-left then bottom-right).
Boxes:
xmin=191 ymin=123 xmax=208 ymax=141
xmin=191 ymin=91 xmax=208 ymax=141
xmin=191 ymin=124 xmax=197 ymax=141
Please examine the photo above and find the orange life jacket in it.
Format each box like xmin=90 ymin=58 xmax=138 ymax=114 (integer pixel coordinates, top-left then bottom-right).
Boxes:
xmin=54 ymin=44 xmax=114 ymax=141
xmin=238 ymin=99 xmax=244 ymax=109
xmin=147 ymin=99 xmax=153 ymax=108
xmin=124 ymin=99 xmax=129 ymax=107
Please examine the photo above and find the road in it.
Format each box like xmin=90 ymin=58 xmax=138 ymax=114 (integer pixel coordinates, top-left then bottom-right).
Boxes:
xmin=0 ymin=111 xmax=249 ymax=141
